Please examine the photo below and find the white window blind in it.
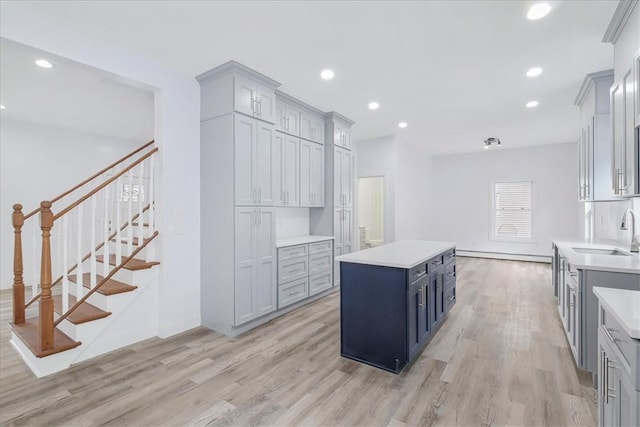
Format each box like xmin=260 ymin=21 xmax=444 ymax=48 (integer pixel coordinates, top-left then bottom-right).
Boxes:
xmin=493 ymin=181 xmax=533 ymax=240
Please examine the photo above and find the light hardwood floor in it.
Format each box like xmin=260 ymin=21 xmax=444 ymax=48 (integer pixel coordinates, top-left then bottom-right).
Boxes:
xmin=0 ymin=257 xmax=597 ymax=426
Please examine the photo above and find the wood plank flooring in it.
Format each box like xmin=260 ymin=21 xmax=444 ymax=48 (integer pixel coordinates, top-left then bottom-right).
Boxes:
xmin=0 ymin=257 xmax=597 ymax=426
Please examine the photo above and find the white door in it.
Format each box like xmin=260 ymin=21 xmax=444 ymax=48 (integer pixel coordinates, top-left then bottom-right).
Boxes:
xmin=272 ymin=132 xmax=285 ymax=206
xmin=334 ymin=148 xmax=343 ymax=206
xmin=234 ymin=76 xmax=257 ymax=118
xmin=300 ymin=140 xmax=312 ymax=207
xmin=256 ymin=122 xmax=275 ymax=205
xmin=234 ymin=207 xmax=256 ymax=325
xmin=342 ymin=208 xmax=353 ymax=255
xmin=235 ymin=114 xmax=257 ymax=206
xmin=283 ymin=135 xmax=300 ymax=206
xmin=334 ymin=123 xmax=344 ymax=147
xmin=256 ymin=84 xmax=276 ymax=124
xmin=310 ymin=115 xmax=325 ymax=144
xmin=622 ymin=68 xmax=635 ymax=195
xmin=311 ymin=142 xmax=324 ymax=206
xmin=275 ymin=101 xmax=286 ymax=133
xmin=341 ymin=149 xmax=353 ymax=207
xmin=342 ymin=127 xmax=352 ymax=150
xmin=284 ymin=105 xmax=301 ymax=136
xmin=611 ymin=82 xmax=625 ymax=194
xmin=256 ymin=207 xmax=276 ymax=316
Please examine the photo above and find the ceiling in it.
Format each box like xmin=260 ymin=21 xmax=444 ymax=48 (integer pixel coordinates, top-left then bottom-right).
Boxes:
xmin=0 ymin=38 xmax=154 ymax=142
xmin=0 ymin=1 xmax=618 ymax=155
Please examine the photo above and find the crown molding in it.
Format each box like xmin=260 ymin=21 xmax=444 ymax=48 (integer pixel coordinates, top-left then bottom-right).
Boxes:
xmin=196 ymin=60 xmax=281 ymax=88
xmin=574 ymin=69 xmax=614 ymax=106
xmin=325 ymin=111 xmax=355 ymax=125
xmin=602 ymin=0 xmax=638 ymax=43
xmin=275 ymin=90 xmax=325 ymax=116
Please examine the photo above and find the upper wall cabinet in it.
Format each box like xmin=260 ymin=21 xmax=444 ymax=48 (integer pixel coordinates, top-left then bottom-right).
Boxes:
xmin=603 ymin=1 xmax=639 ymax=197
xmin=198 ymin=60 xmax=280 ymax=124
xmin=276 ymin=100 xmax=301 ymax=136
xmin=276 ymin=92 xmax=326 ymax=145
xmin=300 ymin=111 xmax=325 ymax=144
xmin=327 ymin=112 xmax=355 ymax=151
xmin=635 ymin=48 xmax=640 ymax=127
xmin=574 ymin=70 xmax=615 ymax=201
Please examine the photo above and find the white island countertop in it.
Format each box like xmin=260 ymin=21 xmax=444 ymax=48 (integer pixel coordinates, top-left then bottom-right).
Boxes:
xmin=593 ymin=287 xmax=640 ymax=339
xmin=552 ymin=238 xmax=640 ymax=275
xmin=276 ymin=235 xmax=334 ymax=248
xmin=336 ymin=240 xmax=456 ymax=269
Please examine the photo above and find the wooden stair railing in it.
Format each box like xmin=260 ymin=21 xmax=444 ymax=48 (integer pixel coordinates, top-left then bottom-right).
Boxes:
xmin=11 ymin=141 xmax=159 ymax=354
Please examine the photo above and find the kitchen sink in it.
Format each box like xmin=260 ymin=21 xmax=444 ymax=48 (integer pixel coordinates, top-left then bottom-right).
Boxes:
xmin=571 ymin=247 xmax=630 ymax=256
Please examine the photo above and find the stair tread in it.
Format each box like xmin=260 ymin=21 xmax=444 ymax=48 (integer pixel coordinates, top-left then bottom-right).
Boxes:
xmin=110 ymin=236 xmax=152 ymax=246
xmin=68 ymin=273 xmax=138 ymax=296
xmin=96 ymin=255 xmax=159 ymax=271
xmin=9 ymin=319 xmax=81 ymax=358
xmin=52 ymin=295 xmax=111 ymax=324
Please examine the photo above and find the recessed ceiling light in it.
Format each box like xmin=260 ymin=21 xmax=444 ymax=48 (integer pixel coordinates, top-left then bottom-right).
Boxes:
xmin=368 ymin=102 xmax=380 ymax=110
xmin=526 ymin=100 xmax=539 ymax=108
xmin=398 ymin=122 xmax=408 ymax=128
xmin=526 ymin=67 xmax=543 ymax=77
xmin=527 ymin=3 xmax=551 ymax=20
xmin=35 ymin=59 xmax=53 ymax=68
xmin=320 ymin=69 xmax=334 ymax=80
xmin=0 ymin=105 xmax=5 ymax=110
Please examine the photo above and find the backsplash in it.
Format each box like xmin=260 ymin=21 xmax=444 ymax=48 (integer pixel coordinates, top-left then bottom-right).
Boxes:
xmin=276 ymin=208 xmax=310 ymax=238
xmin=588 ymin=198 xmax=640 ymax=244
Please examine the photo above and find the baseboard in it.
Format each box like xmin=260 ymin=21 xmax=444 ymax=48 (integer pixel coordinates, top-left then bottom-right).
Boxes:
xmin=457 ymin=250 xmax=551 ymax=263
xmin=158 ymin=314 xmax=202 ymax=339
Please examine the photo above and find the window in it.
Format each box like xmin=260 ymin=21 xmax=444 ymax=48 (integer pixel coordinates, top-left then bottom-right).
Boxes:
xmin=492 ymin=180 xmax=533 ymax=241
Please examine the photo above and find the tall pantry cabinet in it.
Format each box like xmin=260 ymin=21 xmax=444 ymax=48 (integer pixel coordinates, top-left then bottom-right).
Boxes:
xmin=198 ymin=61 xmax=280 ymax=335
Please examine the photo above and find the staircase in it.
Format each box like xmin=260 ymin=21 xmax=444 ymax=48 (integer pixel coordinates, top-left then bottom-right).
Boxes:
xmin=8 ymin=141 xmax=160 ymax=377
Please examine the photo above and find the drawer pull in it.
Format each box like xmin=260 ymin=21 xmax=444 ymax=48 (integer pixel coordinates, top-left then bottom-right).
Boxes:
xmin=447 ymin=272 xmax=455 ymax=278
xmin=602 ymin=326 xmax=616 ymax=344
xmin=414 ymin=271 xmax=427 ymax=279
xmin=448 ymin=295 xmax=455 ymax=301
xmin=289 ymin=290 xmax=306 ymax=297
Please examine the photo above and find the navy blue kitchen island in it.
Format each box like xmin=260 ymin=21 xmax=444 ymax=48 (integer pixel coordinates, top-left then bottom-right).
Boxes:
xmin=336 ymin=240 xmax=457 ymax=374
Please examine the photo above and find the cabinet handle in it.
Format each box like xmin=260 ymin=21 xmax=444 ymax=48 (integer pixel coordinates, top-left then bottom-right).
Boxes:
xmin=447 ymin=272 xmax=455 ymax=278
xmin=602 ymin=325 xmax=616 ymax=344
xmin=418 ymin=288 xmax=423 ymax=308
xmin=253 ymin=188 xmax=257 ymax=204
xmin=422 ymin=285 xmax=426 ymax=307
xmin=259 ymin=187 xmax=262 ymax=204
xmin=257 ymin=99 xmax=262 ymax=116
xmin=414 ymin=271 xmax=427 ymax=280
xmin=251 ymin=97 xmax=256 ymax=115
xmin=448 ymin=295 xmax=455 ymax=301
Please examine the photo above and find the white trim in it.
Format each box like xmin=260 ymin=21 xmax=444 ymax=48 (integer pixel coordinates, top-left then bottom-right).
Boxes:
xmin=490 ymin=179 xmax=536 ymax=243
xmin=602 ymin=0 xmax=638 ymax=43
xmin=457 ymin=250 xmax=550 ymax=264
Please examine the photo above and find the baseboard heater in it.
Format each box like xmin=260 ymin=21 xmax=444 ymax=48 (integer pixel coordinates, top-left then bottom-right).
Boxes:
xmin=456 ymin=249 xmax=551 ymax=264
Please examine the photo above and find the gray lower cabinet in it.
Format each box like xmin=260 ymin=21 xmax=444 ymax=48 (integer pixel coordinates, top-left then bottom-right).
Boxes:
xmin=277 ymin=239 xmax=333 ymax=308
xmin=597 ymin=305 xmax=639 ymax=427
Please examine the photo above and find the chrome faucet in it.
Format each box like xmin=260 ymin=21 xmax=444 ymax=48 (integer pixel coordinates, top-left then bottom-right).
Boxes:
xmin=620 ymin=209 xmax=639 ymax=252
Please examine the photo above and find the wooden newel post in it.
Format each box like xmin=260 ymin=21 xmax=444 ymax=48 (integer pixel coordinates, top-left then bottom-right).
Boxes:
xmin=39 ymin=201 xmax=54 ymax=351
xmin=12 ymin=204 xmax=25 ymax=324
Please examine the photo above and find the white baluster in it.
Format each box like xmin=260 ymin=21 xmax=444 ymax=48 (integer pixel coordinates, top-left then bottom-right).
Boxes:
xmin=138 ymin=161 xmax=144 ymax=244
xmin=62 ymin=215 xmax=69 ymax=313
xmin=76 ymin=205 xmax=84 ymax=298
xmin=127 ymin=168 xmax=133 ymax=255
xmin=116 ymin=176 xmax=122 ymax=265
xmin=149 ymin=155 xmax=155 ymax=233
xmin=90 ymin=195 xmax=97 ymax=288
xmin=103 ymin=183 xmax=110 ymax=278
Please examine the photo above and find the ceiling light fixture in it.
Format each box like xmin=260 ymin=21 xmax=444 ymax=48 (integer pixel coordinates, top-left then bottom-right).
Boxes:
xmin=526 ymin=100 xmax=539 ymax=108
xmin=527 ymin=3 xmax=552 ymax=20
xmin=368 ymin=102 xmax=379 ymax=110
xmin=35 ymin=59 xmax=53 ymax=68
xmin=320 ymin=69 xmax=334 ymax=80
xmin=484 ymin=137 xmax=502 ymax=149
xmin=398 ymin=122 xmax=408 ymax=128
xmin=0 ymin=105 xmax=5 ymax=110
xmin=526 ymin=67 xmax=543 ymax=77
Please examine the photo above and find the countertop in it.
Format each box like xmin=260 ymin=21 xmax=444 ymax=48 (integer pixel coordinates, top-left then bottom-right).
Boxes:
xmin=593 ymin=287 xmax=640 ymax=339
xmin=276 ymin=235 xmax=334 ymax=248
xmin=336 ymin=240 xmax=456 ymax=269
xmin=552 ymin=238 xmax=640 ymax=275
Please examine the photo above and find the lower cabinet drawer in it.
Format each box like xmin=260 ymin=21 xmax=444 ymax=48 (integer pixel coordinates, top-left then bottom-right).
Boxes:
xmin=278 ymin=244 xmax=308 ymax=261
xmin=430 ymin=255 xmax=444 ymax=271
xmin=278 ymin=277 xmax=309 ymax=308
xmin=601 ymin=306 xmax=636 ymax=369
xmin=445 ymin=280 xmax=456 ymax=312
xmin=278 ymin=257 xmax=308 ymax=284
xmin=445 ymin=262 xmax=456 ymax=281
xmin=444 ymin=248 xmax=456 ymax=264
xmin=309 ymin=270 xmax=333 ymax=296
xmin=309 ymin=240 xmax=332 ymax=254
xmin=309 ymin=251 xmax=332 ymax=274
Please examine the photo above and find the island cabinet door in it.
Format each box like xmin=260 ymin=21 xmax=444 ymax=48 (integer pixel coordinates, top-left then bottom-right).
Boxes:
xmin=407 ymin=280 xmax=422 ymax=360
xmin=431 ymin=267 xmax=444 ymax=326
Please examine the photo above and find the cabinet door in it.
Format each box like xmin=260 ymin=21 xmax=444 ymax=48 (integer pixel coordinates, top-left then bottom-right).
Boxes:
xmin=622 ymin=67 xmax=636 ymax=195
xmin=299 ymin=140 xmax=312 ymax=207
xmin=616 ymin=368 xmax=635 ymax=427
xmin=431 ymin=269 xmax=444 ymax=326
xmin=234 ymin=76 xmax=257 ymax=118
xmin=283 ymin=135 xmax=300 ymax=206
xmin=256 ymin=208 xmax=276 ymax=316
xmin=311 ymin=142 xmax=324 ymax=206
xmin=611 ymin=82 xmax=625 ymax=195
xmin=301 ymin=112 xmax=324 ymax=144
xmin=635 ymin=49 xmax=640 ymax=127
xmin=235 ymin=114 xmax=257 ymax=206
xmin=234 ymin=207 xmax=257 ymax=325
xmin=342 ymin=127 xmax=352 ymax=150
xmin=256 ymin=122 xmax=275 ymax=205
xmin=256 ymin=84 xmax=276 ymax=124
xmin=586 ymin=117 xmax=594 ymax=200
xmin=284 ymin=105 xmax=301 ymax=136
xmin=341 ymin=149 xmax=353 ymax=207
xmin=407 ymin=281 xmax=422 ymax=360
xmin=275 ymin=101 xmax=286 ymax=133
xmin=420 ymin=282 xmax=431 ymax=343
xmin=599 ymin=345 xmax=614 ymax=427
xmin=578 ymin=131 xmax=585 ymax=200
xmin=334 ymin=148 xmax=343 ymax=206
xmin=342 ymin=208 xmax=353 ymax=255
xmin=272 ymin=132 xmax=285 ymax=206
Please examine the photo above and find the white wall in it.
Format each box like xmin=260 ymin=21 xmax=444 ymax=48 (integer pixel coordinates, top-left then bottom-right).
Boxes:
xmin=1 ymin=6 xmax=201 ymax=337
xmin=426 ymin=142 xmax=579 ymax=256
xmin=0 ymin=120 xmax=143 ymax=289
xmin=589 ymin=198 xmax=640 ymax=244
xmin=355 ymin=136 xmax=396 ymax=243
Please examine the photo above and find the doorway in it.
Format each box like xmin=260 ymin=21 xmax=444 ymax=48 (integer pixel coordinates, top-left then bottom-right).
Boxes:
xmin=357 ymin=176 xmax=385 ymax=249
